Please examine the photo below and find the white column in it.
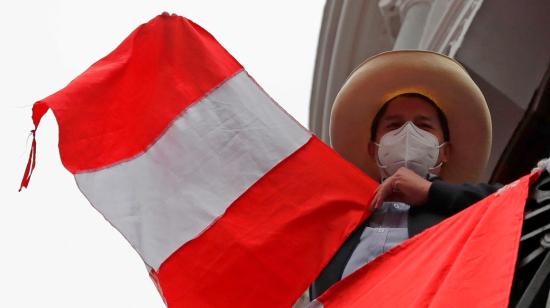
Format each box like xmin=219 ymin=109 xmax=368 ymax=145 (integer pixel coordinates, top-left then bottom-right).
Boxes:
xmin=394 ymin=0 xmax=432 ymax=49
xmin=379 ymin=0 xmax=433 ymax=50
xmin=419 ymin=0 xmax=485 ymax=57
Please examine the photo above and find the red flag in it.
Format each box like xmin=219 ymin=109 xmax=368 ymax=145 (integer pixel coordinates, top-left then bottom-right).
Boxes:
xmin=312 ymin=172 xmax=539 ymax=308
xmin=21 ymin=13 xmax=377 ymax=306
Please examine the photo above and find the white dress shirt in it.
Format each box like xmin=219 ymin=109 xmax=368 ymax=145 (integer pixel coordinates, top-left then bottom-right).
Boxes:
xmin=342 ymin=202 xmax=410 ymax=278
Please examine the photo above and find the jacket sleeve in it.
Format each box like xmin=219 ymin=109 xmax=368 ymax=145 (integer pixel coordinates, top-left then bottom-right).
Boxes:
xmin=423 ymin=179 xmax=503 ymax=216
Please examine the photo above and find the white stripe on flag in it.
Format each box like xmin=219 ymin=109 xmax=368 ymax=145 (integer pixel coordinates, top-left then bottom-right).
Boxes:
xmin=75 ymin=71 xmax=311 ymax=270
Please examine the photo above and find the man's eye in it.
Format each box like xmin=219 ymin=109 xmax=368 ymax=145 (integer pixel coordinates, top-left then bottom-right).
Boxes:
xmin=387 ymin=123 xmax=401 ymax=129
xmin=417 ymin=122 xmax=433 ymax=129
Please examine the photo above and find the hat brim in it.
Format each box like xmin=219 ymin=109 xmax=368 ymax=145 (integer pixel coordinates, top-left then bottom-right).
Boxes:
xmin=330 ymin=50 xmax=492 ymax=183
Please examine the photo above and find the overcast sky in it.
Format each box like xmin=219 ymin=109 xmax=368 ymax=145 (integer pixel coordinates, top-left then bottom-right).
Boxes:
xmin=0 ymin=1 xmax=324 ymax=307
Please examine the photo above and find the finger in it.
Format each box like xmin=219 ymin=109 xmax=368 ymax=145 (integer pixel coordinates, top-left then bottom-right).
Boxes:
xmin=374 ymin=184 xmax=390 ymax=209
xmin=371 ymin=185 xmax=382 ymax=208
xmin=369 ymin=195 xmax=378 ymax=211
xmin=370 ymin=191 xmax=381 ymax=211
xmin=375 ymin=194 xmax=382 ymax=209
xmin=376 ymin=179 xmax=393 ymax=208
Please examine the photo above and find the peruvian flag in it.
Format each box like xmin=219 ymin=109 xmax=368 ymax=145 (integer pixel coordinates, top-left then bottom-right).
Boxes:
xmin=20 ymin=13 xmax=377 ymax=306
xmin=310 ymin=172 xmax=538 ymax=308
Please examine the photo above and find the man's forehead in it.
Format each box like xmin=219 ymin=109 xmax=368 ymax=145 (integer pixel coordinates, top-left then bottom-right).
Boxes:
xmin=381 ymin=98 xmax=440 ymax=118
xmin=380 ymin=114 xmax=437 ymax=121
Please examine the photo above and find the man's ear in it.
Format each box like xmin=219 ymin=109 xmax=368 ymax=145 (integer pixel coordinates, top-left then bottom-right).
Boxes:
xmin=368 ymin=141 xmax=376 ymax=159
xmin=441 ymin=142 xmax=451 ymax=164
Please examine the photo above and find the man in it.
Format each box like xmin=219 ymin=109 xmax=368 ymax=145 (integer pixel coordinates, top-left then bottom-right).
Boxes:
xmin=310 ymin=50 xmax=501 ymax=299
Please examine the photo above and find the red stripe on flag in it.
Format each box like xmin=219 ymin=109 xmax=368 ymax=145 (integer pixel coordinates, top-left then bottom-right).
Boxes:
xmin=315 ymin=172 xmax=538 ymax=308
xmin=154 ymin=137 xmax=378 ymax=307
xmin=35 ymin=14 xmax=242 ymax=173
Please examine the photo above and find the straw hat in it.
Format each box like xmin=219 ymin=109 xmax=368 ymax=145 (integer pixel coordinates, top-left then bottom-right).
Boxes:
xmin=330 ymin=50 xmax=492 ymax=183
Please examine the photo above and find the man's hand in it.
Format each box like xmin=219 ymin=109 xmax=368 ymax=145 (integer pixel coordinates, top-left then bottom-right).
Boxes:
xmin=370 ymin=167 xmax=432 ymax=210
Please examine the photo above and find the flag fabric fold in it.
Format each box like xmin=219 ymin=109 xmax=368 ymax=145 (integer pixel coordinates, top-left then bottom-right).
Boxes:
xmin=21 ymin=13 xmax=378 ymax=307
xmin=311 ymin=172 xmax=539 ymax=308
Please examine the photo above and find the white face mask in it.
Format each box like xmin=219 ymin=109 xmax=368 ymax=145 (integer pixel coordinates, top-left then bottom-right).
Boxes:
xmin=375 ymin=121 xmax=446 ymax=180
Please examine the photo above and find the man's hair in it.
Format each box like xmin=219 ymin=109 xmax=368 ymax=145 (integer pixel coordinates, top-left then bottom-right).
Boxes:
xmin=370 ymin=93 xmax=450 ymax=141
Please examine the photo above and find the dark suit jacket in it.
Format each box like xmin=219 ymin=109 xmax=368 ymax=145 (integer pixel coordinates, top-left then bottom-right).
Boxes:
xmin=310 ymin=179 xmax=501 ymax=300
